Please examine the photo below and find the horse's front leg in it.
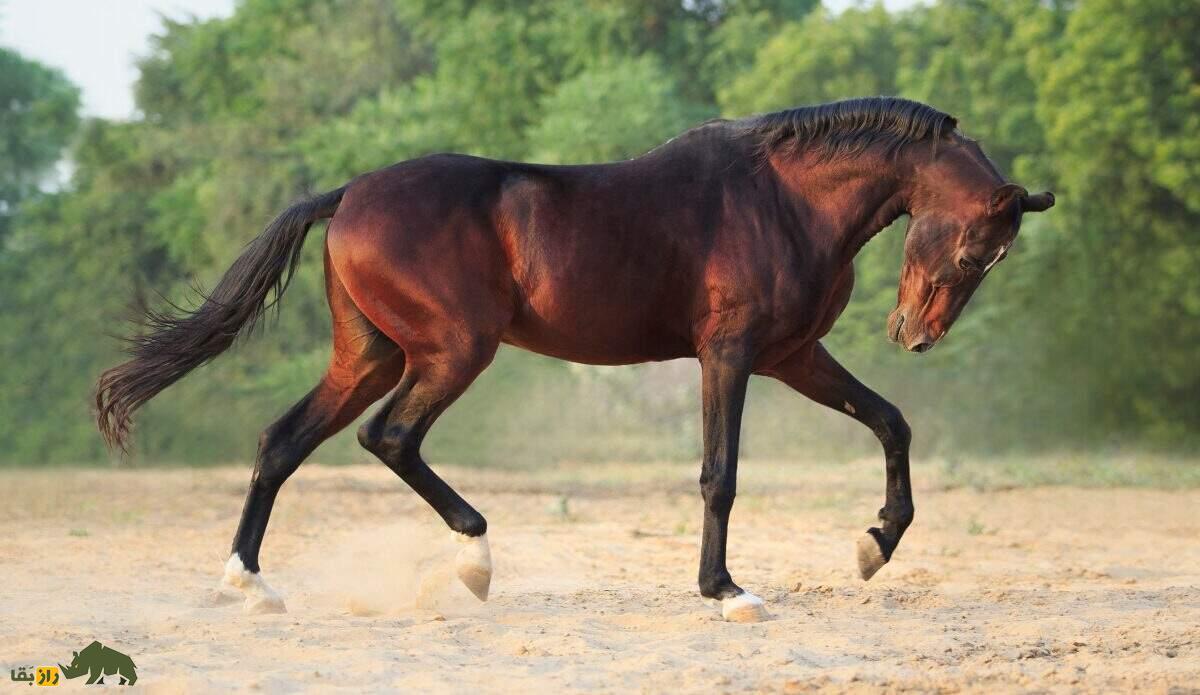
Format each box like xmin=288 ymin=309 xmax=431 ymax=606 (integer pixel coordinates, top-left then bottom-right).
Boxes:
xmin=697 ymin=341 xmax=768 ymax=622
xmin=763 ymin=342 xmax=914 ymax=580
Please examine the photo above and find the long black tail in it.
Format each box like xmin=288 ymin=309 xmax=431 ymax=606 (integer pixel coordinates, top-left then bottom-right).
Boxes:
xmin=96 ymin=186 xmax=346 ymax=451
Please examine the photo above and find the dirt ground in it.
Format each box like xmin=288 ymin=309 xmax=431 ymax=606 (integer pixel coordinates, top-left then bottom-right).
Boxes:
xmin=1 ymin=460 xmax=1197 ymax=693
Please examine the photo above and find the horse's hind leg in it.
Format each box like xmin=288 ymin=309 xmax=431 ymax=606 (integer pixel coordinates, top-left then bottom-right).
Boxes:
xmin=357 ymin=339 xmax=499 ymax=601
xmin=326 ymin=198 xmax=515 ymax=601
xmin=224 ymin=364 xmax=398 ymax=613
xmin=223 ymin=258 xmax=404 ymax=613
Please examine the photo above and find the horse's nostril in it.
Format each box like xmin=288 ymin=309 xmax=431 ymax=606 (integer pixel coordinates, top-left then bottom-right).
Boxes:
xmin=911 ymin=342 xmax=933 ymax=353
xmin=891 ymin=314 xmax=905 ymax=343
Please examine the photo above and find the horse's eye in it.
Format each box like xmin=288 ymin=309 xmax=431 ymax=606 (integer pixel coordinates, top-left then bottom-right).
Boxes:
xmin=958 ymin=256 xmax=982 ymax=273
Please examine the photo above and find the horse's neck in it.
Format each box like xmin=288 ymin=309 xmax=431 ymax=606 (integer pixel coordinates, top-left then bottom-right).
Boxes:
xmin=773 ymin=153 xmax=911 ymax=264
xmin=843 ymin=180 xmax=908 ymax=262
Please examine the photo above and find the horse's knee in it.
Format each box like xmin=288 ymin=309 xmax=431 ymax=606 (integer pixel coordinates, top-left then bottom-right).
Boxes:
xmin=874 ymin=402 xmax=911 ymax=454
xmin=882 ymin=501 xmax=915 ymax=532
xmin=700 ymin=480 xmax=736 ymax=516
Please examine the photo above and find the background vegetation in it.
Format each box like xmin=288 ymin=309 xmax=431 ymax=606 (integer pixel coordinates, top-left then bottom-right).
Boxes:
xmin=1 ymin=0 xmax=1196 ymax=467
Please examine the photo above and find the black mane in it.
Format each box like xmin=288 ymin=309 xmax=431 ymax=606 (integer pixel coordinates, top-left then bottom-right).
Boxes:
xmin=736 ymin=96 xmax=957 ymax=160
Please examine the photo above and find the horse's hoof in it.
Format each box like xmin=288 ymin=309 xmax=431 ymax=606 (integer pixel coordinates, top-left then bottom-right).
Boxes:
xmin=721 ymin=592 xmax=769 ymax=623
xmin=453 ymin=531 xmax=492 ymax=601
xmin=856 ymin=532 xmax=888 ymax=581
xmin=223 ymin=554 xmax=287 ymax=614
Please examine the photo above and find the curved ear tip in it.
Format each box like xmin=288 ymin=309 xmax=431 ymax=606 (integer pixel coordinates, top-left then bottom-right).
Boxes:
xmin=1025 ymin=191 xmax=1055 ymax=211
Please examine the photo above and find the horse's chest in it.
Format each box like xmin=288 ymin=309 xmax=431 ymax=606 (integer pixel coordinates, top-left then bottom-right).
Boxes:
xmin=763 ymin=263 xmax=855 ymax=350
xmin=815 ymin=264 xmax=856 ymax=335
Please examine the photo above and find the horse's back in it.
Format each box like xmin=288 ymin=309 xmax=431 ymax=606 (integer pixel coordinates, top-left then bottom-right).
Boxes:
xmin=326 ymin=151 xmax=713 ymax=364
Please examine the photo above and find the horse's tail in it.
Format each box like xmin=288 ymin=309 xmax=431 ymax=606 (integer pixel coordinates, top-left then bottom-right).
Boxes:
xmin=95 ymin=186 xmax=346 ymax=452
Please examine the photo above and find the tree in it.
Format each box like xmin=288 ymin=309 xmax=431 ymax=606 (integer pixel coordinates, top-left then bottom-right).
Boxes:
xmin=528 ymin=55 xmax=711 ymax=164
xmin=718 ymin=5 xmax=898 ymax=115
xmin=3 ymin=0 xmax=1196 ymax=464
xmin=895 ymin=0 xmax=1064 ymax=177
xmin=1037 ymin=0 xmax=1200 ymax=441
xmin=0 ymin=48 xmax=80 ymax=240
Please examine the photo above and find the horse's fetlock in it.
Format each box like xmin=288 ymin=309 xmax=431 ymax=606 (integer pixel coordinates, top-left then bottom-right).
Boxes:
xmin=453 ymin=513 xmax=488 ymax=538
xmin=698 ymin=574 xmax=737 ymax=600
xmin=880 ymin=502 xmax=915 ymax=530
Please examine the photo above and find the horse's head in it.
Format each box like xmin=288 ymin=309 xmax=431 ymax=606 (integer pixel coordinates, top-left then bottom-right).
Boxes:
xmin=888 ymin=139 xmax=1054 ymax=352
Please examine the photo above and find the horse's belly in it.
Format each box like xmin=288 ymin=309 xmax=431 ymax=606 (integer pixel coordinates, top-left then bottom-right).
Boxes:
xmin=502 ymin=299 xmax=694 ymax=366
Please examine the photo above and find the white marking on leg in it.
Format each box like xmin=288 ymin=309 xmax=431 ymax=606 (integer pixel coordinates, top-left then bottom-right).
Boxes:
xmin=721 ymin=591 xmax=769 ymax=623
xmin=452 ymin=531 xmax=492 ymax=601
xmin=222 ymin=553 xmax=286 ymax=614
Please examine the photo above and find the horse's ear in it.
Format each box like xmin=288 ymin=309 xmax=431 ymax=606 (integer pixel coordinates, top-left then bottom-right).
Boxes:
xmin=1023 ymin=191 xmax=1055 ymax=212
xmin=988 ymin=183 xmax=1027 ymax=217
xmin=940 ymin=116 xmax=958 ymax=138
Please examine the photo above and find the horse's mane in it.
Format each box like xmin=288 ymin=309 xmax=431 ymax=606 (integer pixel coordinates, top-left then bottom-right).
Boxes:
xmin=735 ymin=96 xmax=958 ymax=161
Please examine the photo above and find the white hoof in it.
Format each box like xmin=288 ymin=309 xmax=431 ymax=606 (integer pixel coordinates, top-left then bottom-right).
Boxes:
xmin=453 ymin=532 xmax=492 ymax=601
xmin=223 ymin=554 xmax=287 ymax=614
xmin=721 ymin=592 xmax=769 ymax=623
xmin=857 ymin=533 xmax=888 ymax=581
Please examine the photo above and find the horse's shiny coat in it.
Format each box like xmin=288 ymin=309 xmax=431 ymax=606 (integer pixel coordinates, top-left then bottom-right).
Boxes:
xmin=97 ymin=98 xmax=1053 ymax=619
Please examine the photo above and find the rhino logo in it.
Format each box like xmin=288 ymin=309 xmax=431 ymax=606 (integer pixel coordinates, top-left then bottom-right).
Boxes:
xmin=59 ymin=641 xmax=137 ymax=685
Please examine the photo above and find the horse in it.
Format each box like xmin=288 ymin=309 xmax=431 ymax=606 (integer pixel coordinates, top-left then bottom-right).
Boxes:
xmin=95 ymin=96 xmax=1054 ymax=622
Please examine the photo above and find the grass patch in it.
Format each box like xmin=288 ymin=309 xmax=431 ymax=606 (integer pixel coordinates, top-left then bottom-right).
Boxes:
xmin=935 ymin=452 xmax=1200 ymax=490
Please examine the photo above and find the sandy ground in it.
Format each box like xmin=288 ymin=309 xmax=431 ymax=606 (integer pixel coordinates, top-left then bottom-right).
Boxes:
xmin=1 ymin=460 xmax=1197 ymax=693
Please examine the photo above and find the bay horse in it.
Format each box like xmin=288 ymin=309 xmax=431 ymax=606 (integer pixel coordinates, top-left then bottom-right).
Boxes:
xmin=96 ymin=97 xmax=1053 ymax=622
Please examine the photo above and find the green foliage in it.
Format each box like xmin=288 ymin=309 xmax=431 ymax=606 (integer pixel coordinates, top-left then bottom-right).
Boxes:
xmin=719 ymin=5 xmax=898 ymax=114
xmin=1037 ymin=0 xmax=1200 ymax=442
xmin=0 ymin=48 xmax=80 ymax=240
xmin=529 ymin=55 xmax=712 ymax=163
xmin=0 ymin=0 xmax=1196 ymax=465
xmin=894 ymin=0 xmax=1064 ymax=177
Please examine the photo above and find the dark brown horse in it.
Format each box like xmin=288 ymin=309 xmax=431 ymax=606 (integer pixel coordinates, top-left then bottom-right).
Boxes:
xmin=96 ymin=97 xmax=1053 ymax=621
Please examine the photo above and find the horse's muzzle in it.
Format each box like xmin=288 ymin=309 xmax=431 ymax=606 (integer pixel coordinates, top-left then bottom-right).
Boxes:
xmin=888 ymin=310 xmax=936 ymax=353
